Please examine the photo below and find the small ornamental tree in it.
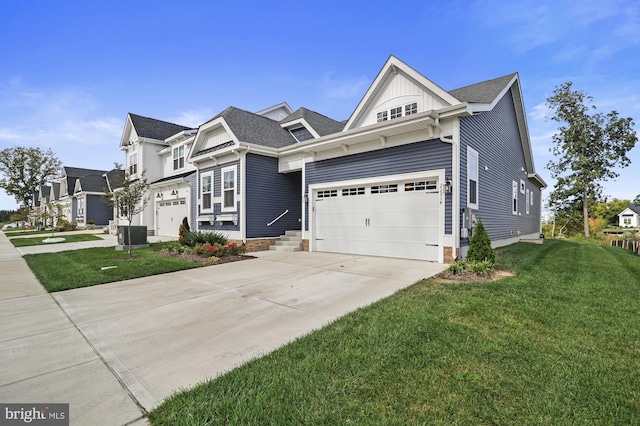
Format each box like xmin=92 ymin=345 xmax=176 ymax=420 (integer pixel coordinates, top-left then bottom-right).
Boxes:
xmin=466 ymin=220 xmax=495 ymax=264
xmin=105 ymin=168 xmax=150 ymax=257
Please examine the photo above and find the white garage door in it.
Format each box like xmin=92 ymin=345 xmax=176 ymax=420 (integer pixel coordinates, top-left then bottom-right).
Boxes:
xmin=314 ymin=179 xmax=440 ymax=261
xmin=157 ymin=199 xmax=187 ymax=237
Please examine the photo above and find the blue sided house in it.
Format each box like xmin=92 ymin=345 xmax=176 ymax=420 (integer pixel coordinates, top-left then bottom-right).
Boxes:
xmin=124 ymin=55 xmax=546 ymax=263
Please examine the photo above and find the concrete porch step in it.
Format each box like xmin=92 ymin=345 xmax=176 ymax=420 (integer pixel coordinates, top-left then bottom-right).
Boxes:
xmin=269 ymin=245 xmax=302 ymax=252
xmin=268 ymin=230 xmax=303 ymax=252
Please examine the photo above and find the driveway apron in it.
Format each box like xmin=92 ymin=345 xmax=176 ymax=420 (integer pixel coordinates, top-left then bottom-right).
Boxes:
xmin=1 ymin=231 xmax=446 ymax=425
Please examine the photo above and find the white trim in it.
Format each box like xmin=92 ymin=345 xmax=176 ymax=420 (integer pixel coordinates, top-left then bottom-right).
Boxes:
xmin=240 ymin=151 xmax=247 ymax=242
xmin=467 ymin=146 xmax=479 ymax=210
xmin=308 ymin=169 xmax=445 ymax=263
xmin=172 ymin=145 xmax=186 ymax=171
xmin=200 ymin=171 xmax=213 ymax=213
xmin=221 ymin=164 xmax=237 ymax=212
xmin=512 ymin=180 xmax=518 ymax=215
xmin=525 ymin=189 xmax=530 ymax=214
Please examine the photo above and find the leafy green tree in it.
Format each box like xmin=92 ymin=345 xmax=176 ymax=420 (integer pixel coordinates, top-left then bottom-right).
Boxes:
xmin=593 ymin=198 xmax=631 ymax=226
xmin=466 ymin=220 xmax=495 ymax=264
xmin=546 ymin=82 xmax=637 ymax=237
xmin=634 ymin=194 xmax=640 ymax=204
xmin=0 ymin=210 xmax=16 ymax=222
xmin=0 ymin=147 xmax=61 ymax=208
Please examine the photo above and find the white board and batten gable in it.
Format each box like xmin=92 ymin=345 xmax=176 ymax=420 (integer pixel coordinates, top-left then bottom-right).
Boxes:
xmin=619 ymin=206 xmax=640 ymax=228
xmin=189 ymin=118 xmax=240 ymax=167
xmin=345 ymin=55 xmax=462 ymax=131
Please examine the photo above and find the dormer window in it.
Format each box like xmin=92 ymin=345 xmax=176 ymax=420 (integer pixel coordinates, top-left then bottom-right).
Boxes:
xmin=173 ymin=146 xmax=185 ymax=170
xmin=290 ymin=126 xmax=314 ymax=142
xmin=376 ymin=111 xmax=388 ymax=122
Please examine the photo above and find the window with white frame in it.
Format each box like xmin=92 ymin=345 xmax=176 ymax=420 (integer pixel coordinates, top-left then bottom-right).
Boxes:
xmin=467 ymin=147 xmax=479 ymax=209
xmin=525 ymin=189 xmax=530 ymax=214
xmin=129 ymin=152 xmax=138 ymax=175
xmin=530 ymin=190 xmax=534 ymax=206
xmin=200 ymin=172 xmax=213 ymax=212
xmin=222 ymin=165 xmax=237 ymax=211
xmin=405 ymin=102 xmax=417 ymax=115
xmin=377 ymin=111 xmax=388 ymax=122
xmin=520 ymin=179 xmax=526 ymax=194
xmin=512 ymin=180 xmax=518 ymax=215
xmin=173 ymin=146 xmax=185 ymax=170
xmin=390 ymin=107 xmax=402 ymax=120
xmin=623 ymin=216 xmax=632 ymax=226
xmin=77 ymin=198 xmax=84 ymax=216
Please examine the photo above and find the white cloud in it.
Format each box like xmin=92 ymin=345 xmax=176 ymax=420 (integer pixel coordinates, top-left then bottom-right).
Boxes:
xmin=168 ymin=108 xmax=215 ymax=128
xmin=321 ymin=72 xmax=370 ymax=100
xmin=0 ymin=80 xmax=124 ymax=173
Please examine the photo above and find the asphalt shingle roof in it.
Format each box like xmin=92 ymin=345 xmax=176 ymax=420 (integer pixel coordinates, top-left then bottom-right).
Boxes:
xmin=449 ymin=73 xmax=517 ymax=104
xmin=129 ymin=113 xmax=192 ymax=141
xmin=76 ymin=173 xmax=109 ymax=193
xmin=280 ymin=108 xmax=343 ymax=137
xmin=626 ymin=204 xmax=640 ymax=214
xmin=201 ymin=107 xmax=298 ymax=149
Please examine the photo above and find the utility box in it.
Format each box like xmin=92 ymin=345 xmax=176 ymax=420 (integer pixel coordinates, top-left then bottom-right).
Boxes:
xmin=116 ymin=225 xmax=149 ymax=250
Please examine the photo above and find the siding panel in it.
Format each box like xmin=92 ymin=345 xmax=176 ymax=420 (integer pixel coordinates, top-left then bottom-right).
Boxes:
xmin=459 ymin=90 xmax=542 ymax=244
xmin=197 ymin=160 xmax=241 ymax=232
xmin=246 ymin=154 xmax=302 ymax=238
xmin=305 ymin=139 xmax=453 ymax=233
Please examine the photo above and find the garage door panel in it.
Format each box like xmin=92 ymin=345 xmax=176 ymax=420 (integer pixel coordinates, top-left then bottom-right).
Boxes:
xmin=157 ymin=199 xmax=187 ymax=237
xmin=314 ymin=181 xmax=440 ymax=261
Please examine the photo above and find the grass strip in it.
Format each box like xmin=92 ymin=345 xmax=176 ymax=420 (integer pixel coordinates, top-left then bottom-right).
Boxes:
xmin=149 ymin=239 xmax=640 ymax=425
xmin=23 ymin=244 xmax=202 ymax=292
xmin=10 ymin=233 xmax=104 ymax=247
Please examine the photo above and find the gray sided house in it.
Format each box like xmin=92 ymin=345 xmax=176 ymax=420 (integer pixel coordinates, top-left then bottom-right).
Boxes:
xmin=73 ymin=171 xmax=121 ymax=226
xmin=278 ymin=56 xmax=546 ymax=263
xmin=188 ymin=106 xmax=341 ymax=247
xmin=156 ymin=55 xmax=545 ymax=263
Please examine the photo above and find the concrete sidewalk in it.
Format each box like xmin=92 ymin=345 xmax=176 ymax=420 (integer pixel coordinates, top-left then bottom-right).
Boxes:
xmin=0 ymin=231 xmax=146 ymax=425
xmin=0 ymin=230 xmax=446 ymax=425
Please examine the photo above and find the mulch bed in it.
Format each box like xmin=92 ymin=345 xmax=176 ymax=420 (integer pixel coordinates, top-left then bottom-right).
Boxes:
xmin=434 ymin=269 xmax=515 ymax=283
xmin=159 ymin=250 xmax=255 ymax=266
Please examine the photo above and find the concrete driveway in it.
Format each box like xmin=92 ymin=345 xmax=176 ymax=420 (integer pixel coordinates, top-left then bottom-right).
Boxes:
xmin=1 ymin=233 xmax=446 ymax=425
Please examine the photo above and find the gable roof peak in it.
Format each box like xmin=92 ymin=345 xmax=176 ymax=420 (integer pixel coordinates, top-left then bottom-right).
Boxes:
xmin=127 ymin=113 xmax=193 ymax=141
xmin=449 ymin=73 xmax=518 ymax=104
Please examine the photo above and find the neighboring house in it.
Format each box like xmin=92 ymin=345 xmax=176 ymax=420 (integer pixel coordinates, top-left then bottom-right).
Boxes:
xmin=58 ymin=167 xmax=108 ymax=223
xmin=618 ymin=204 xmax=640 ymax=228
xmin=72 ymin=172 xmax=119 ymax=226
xmin=34 ymin=167 xmax=118 ymax=228
xmin=118 ymin=113 xmax=194 ymax=236
xmin=118 ymin=55 xmax=546 ymax=263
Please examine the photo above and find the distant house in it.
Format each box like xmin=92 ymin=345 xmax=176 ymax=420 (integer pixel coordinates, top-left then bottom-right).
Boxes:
xmin=115 ymin=55 xmax=547 ymax=262
xmin=618 ymin=204 xmax=640 ymax=228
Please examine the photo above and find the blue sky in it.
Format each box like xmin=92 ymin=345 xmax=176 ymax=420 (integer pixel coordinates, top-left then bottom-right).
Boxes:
xmin=1 ymin=0 xmax=639 ymax=211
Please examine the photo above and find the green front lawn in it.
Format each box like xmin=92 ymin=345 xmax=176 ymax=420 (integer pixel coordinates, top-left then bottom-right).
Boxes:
xmin=149 ymin=239 xmax=640 ymax=425
xmin=23 ymin=244 xmax=203 ymax=292
xmin=10 ymin=233 xmax=104 ymax=247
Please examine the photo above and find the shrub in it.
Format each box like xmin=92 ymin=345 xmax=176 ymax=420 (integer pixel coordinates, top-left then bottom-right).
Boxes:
xmin=466 ymin=220 xmax=495 ymax=264
xmin=471 ymin=260 xmax=494 ymax=276
xmin=55 ymin=220 xmax=77 ymax=232
xmin=447 ymin=260 xmax=469 ymax=275
xmin=178 ymin=217 xmax=190 ymax=245
xmin=180 ymin=231 xmax=228 ymax=248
